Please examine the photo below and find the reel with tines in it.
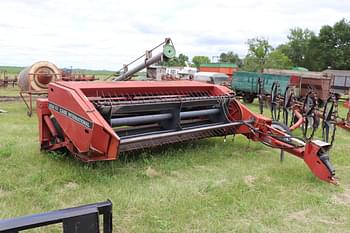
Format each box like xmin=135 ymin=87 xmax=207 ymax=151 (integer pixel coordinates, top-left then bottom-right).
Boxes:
xmin=257 ymin=77 xmax=265 ymax=114
xmin=322 ymin=94 xmax=338 ymax=146
xmin=270 ymin=81 xmax=282 ymax=121
xmin=302 ymin=91 xmax=319 ymax=140
xmin=282 ymin=86 xmax=296 ymax=127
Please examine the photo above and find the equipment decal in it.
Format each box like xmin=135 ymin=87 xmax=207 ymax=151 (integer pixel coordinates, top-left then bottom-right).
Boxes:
xmin=48 ymin=102 xmax=93 ymax=129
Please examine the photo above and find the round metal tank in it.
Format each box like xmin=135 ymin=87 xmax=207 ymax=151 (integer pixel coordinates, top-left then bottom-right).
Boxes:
xmin=18 ymin=61 xmax=61 ymax=92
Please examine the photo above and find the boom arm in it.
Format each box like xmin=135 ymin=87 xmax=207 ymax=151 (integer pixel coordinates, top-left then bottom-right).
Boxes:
xmin=113 ymin=38 xmax=176 ymax=81
xmin=235 ymin=103 xmax=337 ymax=184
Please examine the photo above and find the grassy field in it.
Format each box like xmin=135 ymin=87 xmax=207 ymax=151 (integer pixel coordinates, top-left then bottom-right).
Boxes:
xmin=0 ymin=66 xmax=23 ymax=75
xmin=0 ymin=100 xmax=350 ymax=232
xmin=0 ymin=86 xmax=20 ymax=96
xmin=0 ymin=65 xmax=116 ymax=80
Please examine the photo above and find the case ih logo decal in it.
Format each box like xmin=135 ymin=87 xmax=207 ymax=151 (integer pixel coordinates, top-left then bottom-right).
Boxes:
xmin=48 ymin=102 xmax=93 ymax=129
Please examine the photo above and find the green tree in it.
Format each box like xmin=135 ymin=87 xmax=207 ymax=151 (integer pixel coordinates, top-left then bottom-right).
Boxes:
xmin=162 ymin=53 xmax=189 ymax=67
xmin=243 ymin=37 xmax=272 ymax=72
xmin=279 ymin=20 xmax=350 ymax=71
xmin=317 ymin=19 xmax=350 ymax=70
xmin=303 ymin=35 xmax=324 ymax=71
xmin=191 ymin=56 xmax=211 ymax=68
xmin=178 ymin=54 xmax=189 ymax=66
xmin=265 ymin=50 xmax=293 ymax=69
xmin=219 ymin=51 xmax=241 ymax=65
xmin=243 ymin=49 xmax=292 ymax=72
xmin=242 ymin=55 xmax=260 ymax=72
xmin=284 ymin=27 xmax=315 ymax=67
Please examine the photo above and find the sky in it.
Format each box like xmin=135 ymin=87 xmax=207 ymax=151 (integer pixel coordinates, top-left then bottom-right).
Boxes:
xmin=0 ymin=0 xmax=349 ymax=70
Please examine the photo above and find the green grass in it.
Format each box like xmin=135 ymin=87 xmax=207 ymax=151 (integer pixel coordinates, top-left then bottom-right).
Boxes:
xmin=0 ymin=65 xmax=116 ymax=81
xmin=0 ymin=65 xmax=147 ymax=83
xmin=0 ymin=101 xmax=350 ymax=232
xmin=0 ymin=66 xmax=23 ymax=75
xmin=0 ymin=86 xmax=20 ymax=96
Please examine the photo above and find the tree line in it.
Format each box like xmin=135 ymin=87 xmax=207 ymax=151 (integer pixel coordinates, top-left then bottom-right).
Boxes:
xmin=163 ymin=19 xmax=350 ymax=72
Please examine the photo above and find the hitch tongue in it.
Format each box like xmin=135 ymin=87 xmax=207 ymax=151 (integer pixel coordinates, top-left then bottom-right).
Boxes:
xmin=303 ymin=140 xmax=337 ymax=184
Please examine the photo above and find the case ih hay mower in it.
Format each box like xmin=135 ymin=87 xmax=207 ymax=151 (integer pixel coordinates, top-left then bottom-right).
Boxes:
xmin=36 ymin=79 xmax=336 ymax=184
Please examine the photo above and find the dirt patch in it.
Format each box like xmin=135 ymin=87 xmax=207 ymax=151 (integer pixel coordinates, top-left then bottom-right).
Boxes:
xmin=244 ymin=175 xmax=255 ymax=187
xmin=215 ymin=178 xmax=227 ymax=187
xmin=146 ymin=167 xmax=161 ymax=177
xmin=334 ymin=186 xmax=350 ymax=206
xmin=0 ymin=95 xmax=39 ymax=102
xmin=64 ymin=182 xmax=79 ymax=190
xmin=318 ymin=218 xmax=345 ymax=225
xmin=264 ymin=176 xmax=272 ymax=183
xmin=169 ymin=170 xmax=181 ymax=177
xmin=0 ymin=188 xmax=9 ymax=198
xmin=286 ymin=209 xmax=311 ymax=222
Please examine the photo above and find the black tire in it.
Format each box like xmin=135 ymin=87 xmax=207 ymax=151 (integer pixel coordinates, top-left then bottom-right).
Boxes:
xmin=243 ymin=94 xmax=255 ymax=103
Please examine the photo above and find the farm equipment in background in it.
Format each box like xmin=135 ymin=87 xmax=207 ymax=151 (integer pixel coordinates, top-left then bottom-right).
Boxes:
xmin=232 ymin=70 xmax=332 ymax=105
xmin=337 ymin=97 xmax=350 ymax=131
xmin=323 ymin=69 xmax=350 ymax=98
xmin=259 ymin=80 xmax=350 ymax=147
xmin=0 ymin=200 xmax=112 ymax=233
xmin=61 ymin=68 xmax=97 ymax=81
xmin=264 ymin=69 xmax=333 ymax=106
xmin=0 ymin=70 xmax=17 ymax=88
xmin=17 ymin=62 xmax=98 ymax=116
xmin=36 ymin=80 xmax=337 ymax=184
xmin=270 ymin=84 xmax=338 ymax=143
xmin=17 ymin=61 xmax=62 ymax=117
xmin=199 ymin=63 xmax=238 ymax=83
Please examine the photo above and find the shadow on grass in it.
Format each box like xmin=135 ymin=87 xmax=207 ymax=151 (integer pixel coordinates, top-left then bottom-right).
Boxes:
xmin=45 ymin=138 xmax=219 ymax=168
xmin=41 ymin=134 xmax=269 ymax=181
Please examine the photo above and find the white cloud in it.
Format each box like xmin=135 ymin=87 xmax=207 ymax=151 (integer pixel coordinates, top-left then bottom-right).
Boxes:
xmin=0 ymin=0 xmax=348 ymax=69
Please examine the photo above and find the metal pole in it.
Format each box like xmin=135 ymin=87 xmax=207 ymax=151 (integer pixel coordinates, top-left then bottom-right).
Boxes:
xmin=114 ymin=53 xmax=164 ymax=81
xmin=110 ymin=109 xmax=221 ymax=127
xmin=120 ymin=120 xmax=252 ymax=144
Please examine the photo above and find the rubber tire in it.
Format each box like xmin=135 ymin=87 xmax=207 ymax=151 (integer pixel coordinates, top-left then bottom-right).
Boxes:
xmin=243 ymin=94 xmax=255 ymax=104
